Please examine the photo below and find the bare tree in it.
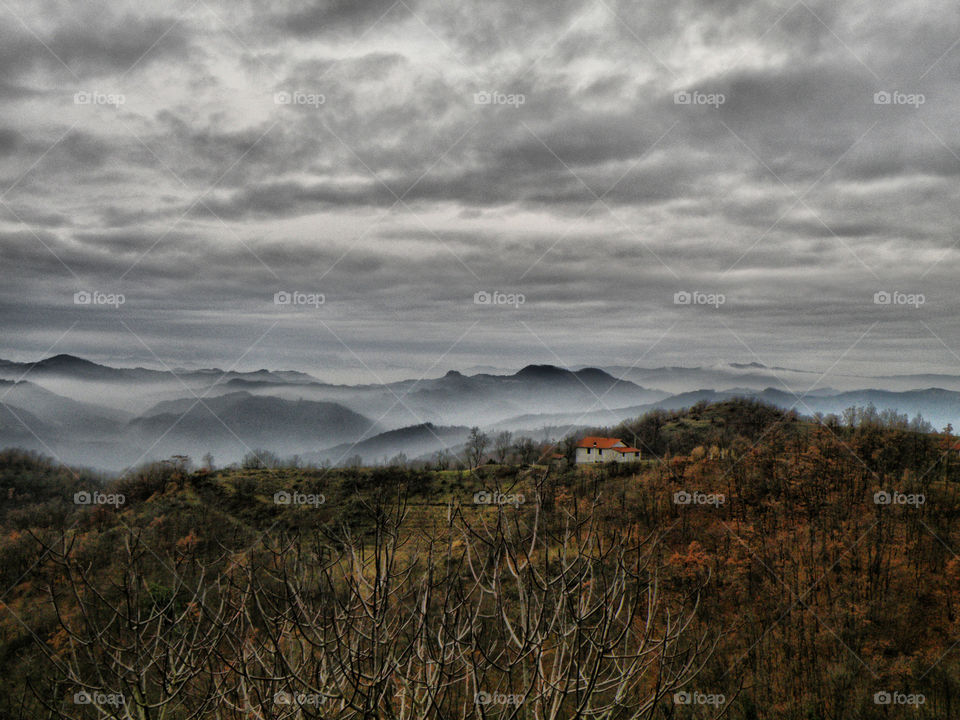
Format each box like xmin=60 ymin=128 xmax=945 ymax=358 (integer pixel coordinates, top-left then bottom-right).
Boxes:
xmin=465 ymin=427 xmax=489 ymax=469
xmin=256 ymin=490 xmax=717 ymax=718
xmin=433 ymin=449 xmax=451 ymax=471
xmin=28 ymin=479 xmax=715 ymax=719
xmin=493 ymin=431 xmax=513 ymax=464
xmin=33 ymin=531 xmax=237 ymax=719
xmin=514 ymin=436 xmax=539 ymax=465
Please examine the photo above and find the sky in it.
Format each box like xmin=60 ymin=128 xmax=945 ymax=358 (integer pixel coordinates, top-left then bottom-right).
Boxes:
xmin=1 ymin=0 xmax=959 ymax=384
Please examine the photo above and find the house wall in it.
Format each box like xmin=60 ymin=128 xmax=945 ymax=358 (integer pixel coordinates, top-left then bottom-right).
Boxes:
xmin=576 ymin=447 xmax=605 ymax=463
xmin=575 ymin=445 xmax=637 ymax=464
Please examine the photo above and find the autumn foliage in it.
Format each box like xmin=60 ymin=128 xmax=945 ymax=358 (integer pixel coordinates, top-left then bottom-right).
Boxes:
xmin=0 ymin=400 xmax=957 ymax=718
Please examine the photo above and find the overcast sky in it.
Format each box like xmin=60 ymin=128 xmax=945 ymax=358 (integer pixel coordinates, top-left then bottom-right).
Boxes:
xmin=1 ymin=0 xmax=959 ymax=383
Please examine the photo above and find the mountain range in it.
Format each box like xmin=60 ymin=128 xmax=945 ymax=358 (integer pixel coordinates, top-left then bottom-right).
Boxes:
xmin=1 ymin=354 xmax=958 ymax=471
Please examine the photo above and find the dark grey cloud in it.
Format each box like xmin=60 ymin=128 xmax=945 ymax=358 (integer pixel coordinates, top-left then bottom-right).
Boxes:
xmin=0 ymin=11 xmax=193 ymax=78
xmin=0 ymin=127 xmax=21 ymax=156
xmin=272 ymin=0 xmax=408 ymax=37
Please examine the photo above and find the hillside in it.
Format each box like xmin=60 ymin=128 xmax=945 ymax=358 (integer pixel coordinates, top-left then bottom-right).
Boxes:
xmin=310 ymin=422 xmax=472 ymax=465
xmin=0 ymin=380 xmax=130 ymax=433
xmin=126 ymin=393 xmax=376 ymax=459
xmin=0 ymin=400 xmax=957 ymax=718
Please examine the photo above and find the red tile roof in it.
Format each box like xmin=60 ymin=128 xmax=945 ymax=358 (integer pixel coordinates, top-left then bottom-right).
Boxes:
xmin=611 ymin=446 xmax=641 ymax=454
xmin=577 ymin=436 xmax=625 ymax=449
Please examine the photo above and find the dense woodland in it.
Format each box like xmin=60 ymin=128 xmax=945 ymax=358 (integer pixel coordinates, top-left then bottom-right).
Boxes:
xmin=0 ymin=399 xmax=958 ymax=718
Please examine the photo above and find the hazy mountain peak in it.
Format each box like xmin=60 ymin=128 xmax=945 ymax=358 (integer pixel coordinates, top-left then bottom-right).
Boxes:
xmin=515 ymin=364 xmax=567 ymax=378
xmin=574 ymin=367 xmax=618 ymax=381
xmin=38 ymin=353 xmax=101 ymax=368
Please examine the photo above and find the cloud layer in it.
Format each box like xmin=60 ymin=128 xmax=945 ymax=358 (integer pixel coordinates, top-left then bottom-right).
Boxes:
xmin=1 ymin=0 xmax=959 ymax=382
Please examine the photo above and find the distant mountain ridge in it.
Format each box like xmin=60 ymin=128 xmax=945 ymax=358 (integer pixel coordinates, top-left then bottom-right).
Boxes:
xmin=500 ymin=387 xmax=960 ymax=436
xmin=595 ymin=362 xmax=960 ymax=394
xmin=0 ymin=354 xmax=319 ymax=385
xmin=2 ymin=353 xmax=960 ymax=471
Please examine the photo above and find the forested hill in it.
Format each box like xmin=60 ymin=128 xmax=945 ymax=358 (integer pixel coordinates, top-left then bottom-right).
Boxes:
xmin=0 ymin=400 xmax=957 ymax=719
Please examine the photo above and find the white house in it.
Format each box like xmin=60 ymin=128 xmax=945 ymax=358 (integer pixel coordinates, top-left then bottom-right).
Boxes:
xmin=575 ymin=436 xmax=641 ymax=464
